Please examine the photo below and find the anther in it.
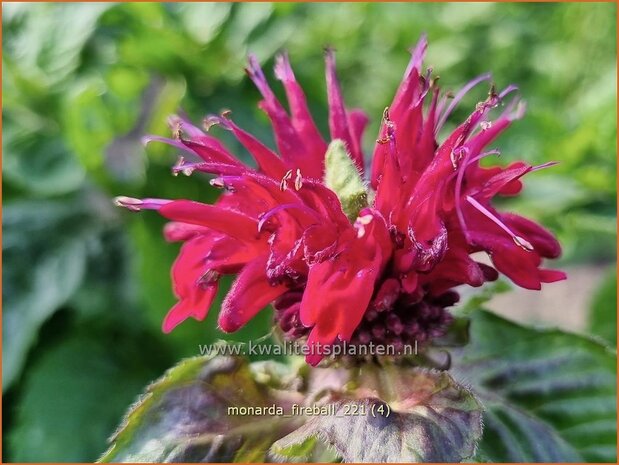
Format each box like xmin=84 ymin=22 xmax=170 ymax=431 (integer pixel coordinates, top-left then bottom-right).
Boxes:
xmin=172 ymin=122 xmax=183 ymax=141
xmin=197 ymin=269 xmax=220 ymax=288
xmin=294 ymin=169 xmax=303 ymax=191
xmin=113 ymin=196 xmax=143 ymax=211
xmin=279 ymin=169 xmax=293 ymax=191
xmin=210 ymin=178 xmax=225 ymax=189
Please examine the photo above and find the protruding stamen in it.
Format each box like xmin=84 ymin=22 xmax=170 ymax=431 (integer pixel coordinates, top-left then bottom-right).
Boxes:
xmin=172 ymin=121 xmax=183 ymax=141
xmin=113 ymin=196 xmax=171 ymax=212
xmin=435 ymin=72 xmax=492 ymax=133
xmin=450 ymin=146 xmax=469 ymax=170
xmin=279 ymin=169 xmax=293 ymax=191
xmin=376 ymin=107 xmax=393 ymax=144
xmin=480 ymin=121 xmax=492 ymax=130
xmin=294 ymin=169 xmax=303 ymax=191
xmin=531 ymin=161 xmax=559 ymax=172
xmin=172 ymin=157 xmax=196 ymax=176
xmin=465 ymin=195 xmax=534 ymax=251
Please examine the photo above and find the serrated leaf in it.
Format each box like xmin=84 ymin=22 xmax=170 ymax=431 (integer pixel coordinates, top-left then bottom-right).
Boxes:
xmin=270 ymin=369 xmax=483 ymax=463
xmin=452 ymin=310 xmax=617 ymax=462
xmin=100 ymin=356 xmax=302 ymax=462
xmin=324 ymin=139 xmax=368 ymax=221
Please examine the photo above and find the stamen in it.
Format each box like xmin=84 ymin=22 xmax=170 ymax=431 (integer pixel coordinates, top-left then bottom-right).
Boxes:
xmin=294 ymin=169 xmax=303 ymax=191
xmin=498 ymin=84 xmax=518 ymax=101
xmin=279 ymin=169 xmax=293 ymax=191
xmin=172 ymin=121 xmax=183 ymax=141
xmin=453 ymin=145 xmax=473 ymax=239
xmin=465 ymin=195 xmax=534 ymax=251
xmin=376 ymin=107 xmax=393 ymax=144
xmin=435 ymin=72 xmax=492 ymax=133
xmin=354 ymin=213 xmax=374 ymax=238
xmin=480 ymin=121 xmax=492 ymax=130
xmin=172 ymin=157 xmax=196 ymax=176
xmin=197 ymin=269 xmax=220 ymax=289
xmin=113 ymin=196 xmax=171 ymax=212
xmin=531 ymin=161 xmax=559 ymax=172
xmin=467 ymin=149 xmax=501 ymax=168
xmin=446 ymin=150 xmax=501 ymax=183
xmin=450 ymin=146 xmax=469 ymax=170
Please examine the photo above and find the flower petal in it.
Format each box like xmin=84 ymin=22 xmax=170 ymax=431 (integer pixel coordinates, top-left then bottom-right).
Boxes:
xmin=159 ymin=200 xmax=260 ymax=243
xmin=163 ymin=236 xmax=220 ymax=333
xmin=218 ymin=256 xmax=288 ymax=332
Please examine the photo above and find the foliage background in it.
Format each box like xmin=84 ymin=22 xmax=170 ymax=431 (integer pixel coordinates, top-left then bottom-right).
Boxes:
xmin=2 ymin=2 xmax=616 ymax=462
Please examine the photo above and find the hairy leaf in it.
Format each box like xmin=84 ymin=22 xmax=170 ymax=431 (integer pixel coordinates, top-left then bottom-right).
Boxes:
xmin=270 ymin=369 xmax=483 ymax=463
xmin=100 ymin=356 xmax=302 ymax=462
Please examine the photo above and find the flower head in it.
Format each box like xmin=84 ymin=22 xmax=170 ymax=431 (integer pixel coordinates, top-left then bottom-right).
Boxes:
xmin=116 ymin=36 xmax=565 ymax=365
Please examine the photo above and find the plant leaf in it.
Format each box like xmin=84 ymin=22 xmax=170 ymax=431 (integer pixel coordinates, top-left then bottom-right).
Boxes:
xmin=99 ymin=355 xmax=302 ymax=463
xmin=588 ymin=268 xmax=617 ymax=347
xmin=8 ymin=330 xmax=160 ymax=462
xmin=451 ymin=310 xmax=617 ymax=462
xmin=270 ymin=369 xmax=483 ymax=463
xmin=2 ymin=200 xmax=94 ymax=389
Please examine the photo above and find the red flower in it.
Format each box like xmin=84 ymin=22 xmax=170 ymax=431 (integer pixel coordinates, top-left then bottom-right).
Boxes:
xmin=115 ymin=36 xmax=565 ymax=365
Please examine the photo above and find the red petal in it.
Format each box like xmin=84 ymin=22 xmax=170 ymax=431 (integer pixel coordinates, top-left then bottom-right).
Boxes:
xmin=163 ymin=222 xmax=208 ymax=242
xmin=209 ymin=115 xmax=289 ymax=179
xmin=163 ymin=236 xmax=220 ymax=333
xmin=218 ymin=257 xmax=287 ymax=332
xmin=163 ymin=285 xmax=218 ymax=333
xmin=502 ymin=213 xmax=562 ymax=259
xmin=347 ymin=109 xmax=369 ymax=172
xmin=325 ymin=50 xmax=359 ymax=171
xmin=539 ymin=268 xmax=567 ymax=283
xmin=159 ymin=200 xmax=259 ymax=243
xmin=275 ymin=53 xmax=327 ymax=178
xmin=246 ymin=55 xmax=314 ymax=175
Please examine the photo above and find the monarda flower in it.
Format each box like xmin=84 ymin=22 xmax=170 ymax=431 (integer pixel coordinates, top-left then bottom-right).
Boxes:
xmin=115 ymin=36 xmax=565 ymax=365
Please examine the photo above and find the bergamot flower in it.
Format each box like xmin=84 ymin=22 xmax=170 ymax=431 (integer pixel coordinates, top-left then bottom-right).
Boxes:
xmin=115 ymin=35 xmax=565 ymax=365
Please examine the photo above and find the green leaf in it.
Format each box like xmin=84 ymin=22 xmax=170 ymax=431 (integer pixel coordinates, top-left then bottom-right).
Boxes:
xmin=588 ymin=268 xmax=617 ymax=347
xmin=323 ymin=139 xmax=368 ymax=221
xmin=100 ymin=356 xmax=302 ymax=462
xmin=180 ymin=3 xmax=231 ymax=45
xmin=270 ymin=369 xmax=483 ymax=463
xmin=452 ymin=310 xmax=617 ymax=462
xmin=8 ymin=330 xmax=159 ymax=462
xmin=2 ymin=125 xmax=85 ymax=196
xmin=2 ymin=200 xmax=93 ymax=389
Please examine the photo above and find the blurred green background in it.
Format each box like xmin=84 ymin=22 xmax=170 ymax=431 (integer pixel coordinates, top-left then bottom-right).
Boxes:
xmin=2 ymin=2 xmax=616 ymax=462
